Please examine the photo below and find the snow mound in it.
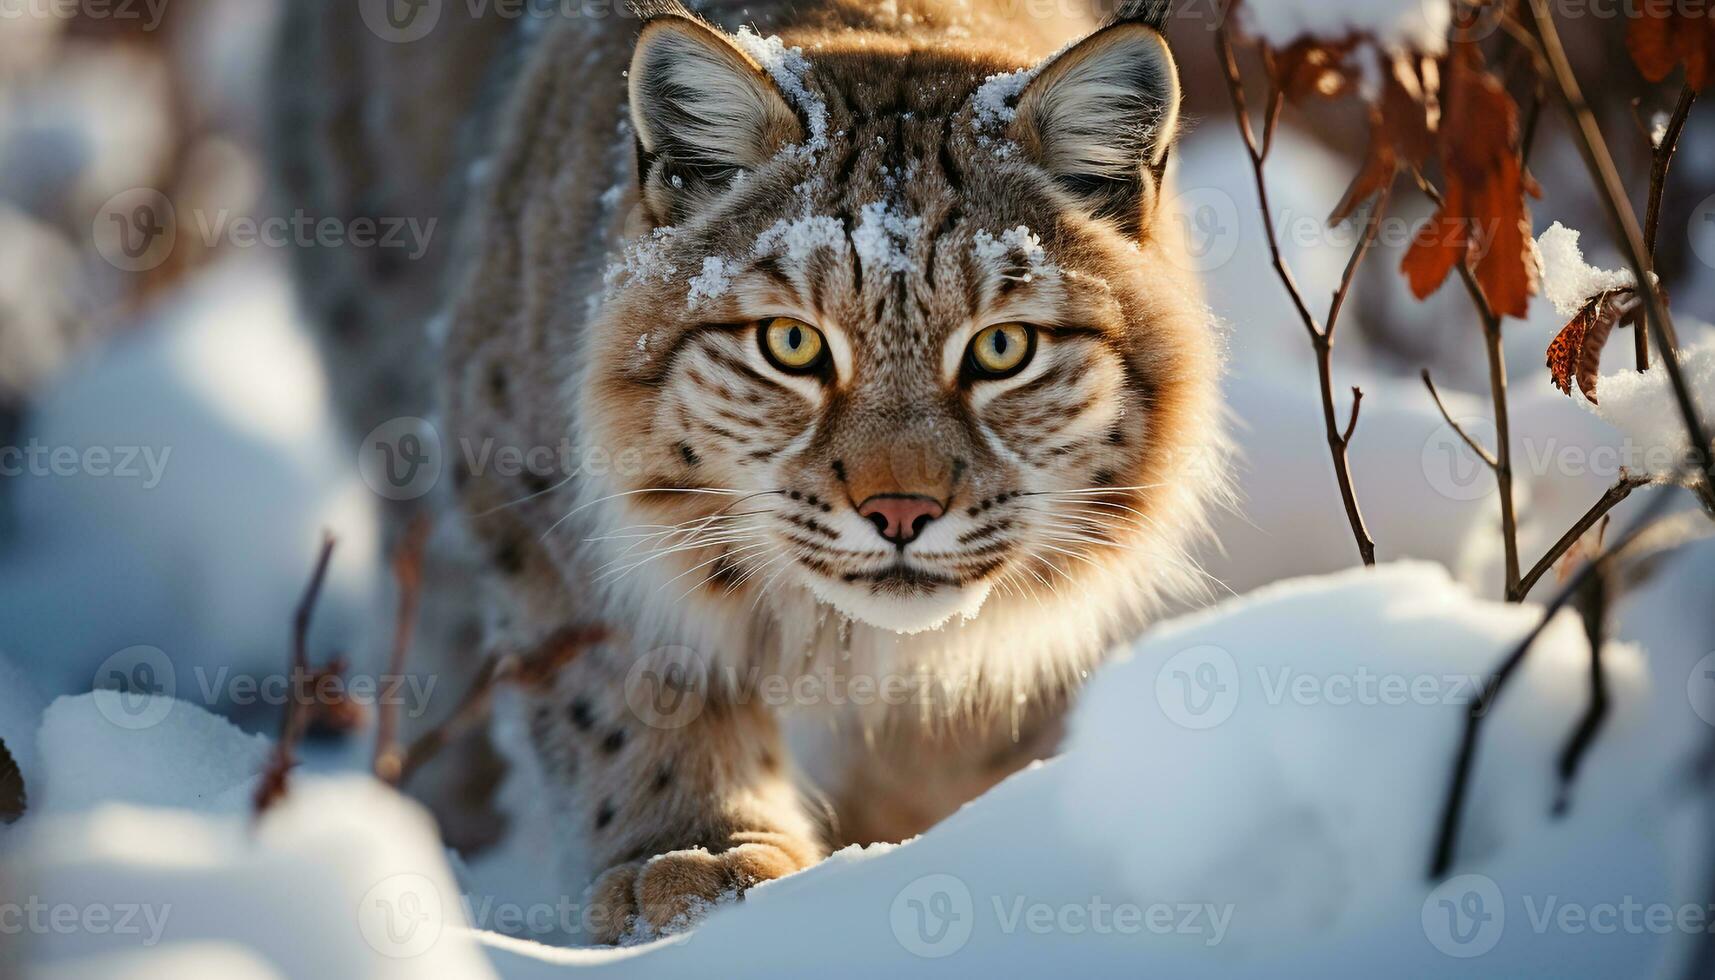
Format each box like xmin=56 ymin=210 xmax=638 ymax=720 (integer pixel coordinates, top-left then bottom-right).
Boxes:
xmin=11 ymin=768 xmax=496 ymax=979
xmin=1536 ymin=221 xmax=1638 ymax=318
xmin=1578 ymin=335 xmax=1715 ymax=482
xmin=1063 ymin=563 xmax=1663 ymax=948
xmin=6 ymin=565 xmax=1703 ymax=978
xmin=33 ymin=694 xmax=270 ymax=817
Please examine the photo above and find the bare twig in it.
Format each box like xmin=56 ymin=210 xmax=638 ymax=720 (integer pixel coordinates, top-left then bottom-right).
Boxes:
xmin=1422 ymin=370 xmax=1499 ymax=469
xmin=395 ymin=625 xmax=608 ymax=786
xmin=1411 ymin=169 xmax=1522 ymax=595
xmin=375 ymin=517 xmax=431 ymax=785
xmin=1217 ymin=22 xmax=1381 ymax=566
xmin=1639 ymin=84 xmax=1697 ymax=372
xmin=1528 ymin=0 xmax=1715 ymax=506
xmin=1341 ymin=387 xmax=1364 ymax=446
xmin=254 ymin=535 xmax=338 ymax=819
xmin=1430 ymin=485 xmax=1681 ymax=878
xmin=1552 ymin=548 xmax=1612 ymax=816
xmin=1514 ymin=474 xmax=1652 ymax=601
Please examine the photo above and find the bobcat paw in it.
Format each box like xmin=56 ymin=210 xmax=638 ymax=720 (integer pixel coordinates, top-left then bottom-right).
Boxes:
xmin=586 ymin=832 xmax=820 ymax=944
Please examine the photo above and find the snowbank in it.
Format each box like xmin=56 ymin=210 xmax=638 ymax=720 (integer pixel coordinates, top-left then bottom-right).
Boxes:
xmin=0 ymin=258 xmax=381 ymax=724
xmin=5 ymin=565 xmax=1705 ymax=977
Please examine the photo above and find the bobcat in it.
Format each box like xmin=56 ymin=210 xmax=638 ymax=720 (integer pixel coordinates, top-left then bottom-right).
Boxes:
xmin=274 ymin=0 xmax=1223 ymax=942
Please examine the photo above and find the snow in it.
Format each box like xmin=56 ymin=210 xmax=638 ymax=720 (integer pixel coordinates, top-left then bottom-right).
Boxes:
xmin=972 ymin=225 xmax=1058 ymax=282
xmin=5 ymin=565 xmax=1705 ymax=977
xmin=0 ymin=258 xmax=381 ymax=718
xmin=851 ymin=202 xmax=924 ymax=277
xmin=754 ymin=214 xmax=847 ymax=263
xmin=1577 ymin=336 xmax=1715 ymax=483
xmin=11 ymin=763 xmax=499 ymax=979
xmin=685 ymin=257 xmax=734 ymax=308
xmin=603 ymin=227 xmax=681 ymax=296
xmin=32 ymin=694 xmax=269 ymax=817
xmin=1536 ymin=221 xmax=1638 ymax=318
xmin=1240 ymin=0 xmax=1451 ymax=53
xmin=730 ymin=28 xmax=829 ymax=160
xmin=970 ymin=67 xmax=1035 ymax=132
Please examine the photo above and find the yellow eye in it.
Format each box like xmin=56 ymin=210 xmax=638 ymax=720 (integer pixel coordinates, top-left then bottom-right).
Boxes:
xmin=967 ymin=323 xmax=1036 ymax=378
xmin=760 ymin=317 xmax=828 ymax=374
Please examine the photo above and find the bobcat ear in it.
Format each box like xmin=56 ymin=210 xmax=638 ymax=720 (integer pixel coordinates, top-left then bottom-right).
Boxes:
xmin=1009 ymin=22 xmax=1181 ymax=238
xmin=629 ymin=16 xmax=804 ymax=225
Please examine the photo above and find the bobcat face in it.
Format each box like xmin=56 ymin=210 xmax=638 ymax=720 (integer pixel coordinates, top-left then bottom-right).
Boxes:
xmin=586 ymin=14 xmax=1209 ymax=634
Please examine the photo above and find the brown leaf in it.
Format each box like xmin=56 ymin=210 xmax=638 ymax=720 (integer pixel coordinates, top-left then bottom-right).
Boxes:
xmin=1627 ymin=0 xmax=1715 ymax=90
xmin=1546 ymin=289 xmax=1631 ymax=403
xmin=1331 ymin=54 xmax=1438 ymax=223
xmin=1546 ymin=304 xmax=1590 ymax=397
xmin=1272 ymin=36 xmax=1362 ymax=102
xmin=1400 ymin=44 xmax=1538 ymax=318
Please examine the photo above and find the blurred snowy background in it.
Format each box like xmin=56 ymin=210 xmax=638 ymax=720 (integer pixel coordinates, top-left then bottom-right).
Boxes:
xmin=2 ymin=1 xmax=1715 ymax=977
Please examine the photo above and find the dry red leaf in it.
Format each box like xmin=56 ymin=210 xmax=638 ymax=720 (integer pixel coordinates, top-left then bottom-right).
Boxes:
xmin=1627 ymin=0 xmax=1715 ymax=90
xmin=1546 ymin=289 xmax=1633 ymax=402
xmin=1332 ymin=52 xmax=1438 ymax=223
xmin=1272 ymin=36 xmax=1362 ymax=102
xmin=1401 ymin=44 xmax=1539 ymax=319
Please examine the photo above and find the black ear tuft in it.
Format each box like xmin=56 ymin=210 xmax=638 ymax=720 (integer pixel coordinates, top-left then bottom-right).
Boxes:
xmin=1110 ymin=0 xmax=1175 ymax=31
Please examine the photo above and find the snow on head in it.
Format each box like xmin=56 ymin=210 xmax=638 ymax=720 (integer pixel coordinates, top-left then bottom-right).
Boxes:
xmin=851 ymin=201 xmax=923 ymax=277
xmin=754 ymin=213 xmax=847 ymax=263
xmin=973 ymin=225 xmax=1059 ymax=282
xmin=730 ymin=27 xmax=828 ymax=160
xmin=1241 ymin=0 xmax=1451 ymax=53
xmin=603 ymin=226 xmax=681 ymax=297
xmin=686 ymin=257 xmax=734 ymax=308
xmin=1535 ymin=221 xmax=1638 ymax=318
xmin=971 ymin=66 xmax=1036 ymax=132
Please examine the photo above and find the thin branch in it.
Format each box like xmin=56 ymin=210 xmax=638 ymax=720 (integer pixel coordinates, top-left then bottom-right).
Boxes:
xmin=1217 ymin=21 xmax=1380 ymax=566
xmin=1528 ymin=0 xmax=1715 ymax=505
xmin=1430 ymin=485 xmax=1681 ymax=878
xmin=395 ymin=624 xmax=608 ymax=786
xmin=1411 ymin=169 xmax=1521 ymax=594
xmin=254 ymin=535 xmax=338 ymax=819
xmin=1341 ymin=387 xmax=1364 ymax=446
xmin=1639 ymin=84 xmax=1697 ymax=372
xmin=1552 ymin=522 xmax=1612 ymax=817
xmin=1422 ymin=369 xmax=1499 ymax=470
xmin=1513 ymin=474 xmax=1651 ymax=601
xmin=374 ymin=517 xmax=431 ymax=785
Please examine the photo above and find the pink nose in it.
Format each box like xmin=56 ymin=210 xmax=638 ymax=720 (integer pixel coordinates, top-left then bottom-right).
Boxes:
xmin=857 ymin=494 xmax=945 ymax=546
